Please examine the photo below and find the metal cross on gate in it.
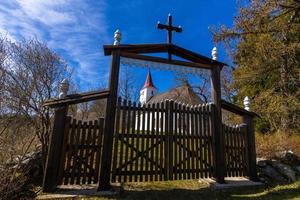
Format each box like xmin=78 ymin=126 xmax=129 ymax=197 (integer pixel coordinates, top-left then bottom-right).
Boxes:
xmin=157 ymin=14 xmax=182 ymax=60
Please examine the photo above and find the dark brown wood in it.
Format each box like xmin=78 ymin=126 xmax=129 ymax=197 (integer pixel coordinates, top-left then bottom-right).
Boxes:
xmin=145 ymin=103 xmax=151 ymax=181
xmin=210 ymin=64 xmax=225 ymax=183
xmin=160 ymin=101 xmax=165 ymax=181
xmin=164 ymin=100 xmax=170 ymax=181
xmin=94 ymin=118 xmax=104 ymax=183
xmin=221 ymin=100 xmax=257 ymax=117
xmin=124 ymin=100 xmax=131 ymax=182
xmin=64 ymin=118 xmax=76 ymax=185
xmin=135 ymin=103 xmax=141 ymax=182
xmin=112 ymin=97 xmax=121 ymax=182
xmin=89 ymin=120 xmax=97 ymax=183
xmin=120 ymin=52 xmax=211 ymax=72
xmin=169 ymin=101 xmax=174 ymax=180
xmin=104 ymin=43 xmax=226 ymax=66
xmin=140 ymin=103 xmax=146 ymax=182
xmin=150 ymin=103 xmax=155 ymax=181
xmin=85 ymin=120 xmax=93 ymax=184
xmin=173 ymin=102 xmax=178 ymax=180
xmin=243 ymin=115 xmax=258 ymax=181
xmin=44 ymin=90 xmax=110 ymax=108
xmin=99 ymin=49 xmax=121 ymax=190
xmin=178 ymin=103 xmax=183 ymax=179
xmin=129 ymin=102 xmax=136 ymax=182
xmin=57 ymin=116 xmax=71 ymax=184
xmin=155 ymin=102 xmax=160 ymax=181
xmin=43 ymin=106 xmax=68 ymax=192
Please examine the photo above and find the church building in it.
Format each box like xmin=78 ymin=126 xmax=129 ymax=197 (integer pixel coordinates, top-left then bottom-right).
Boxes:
xmin=136 ymin=70 xmax=203 ymax=131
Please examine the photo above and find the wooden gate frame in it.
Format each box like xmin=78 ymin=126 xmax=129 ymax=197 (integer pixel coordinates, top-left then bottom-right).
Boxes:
xmin=100 ymin=43 xmax=232 ymax=190
xmin=42 ymin=43 xmax=258 ymax=192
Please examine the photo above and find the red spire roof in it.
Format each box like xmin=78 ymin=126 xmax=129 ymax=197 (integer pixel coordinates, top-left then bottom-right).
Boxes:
xmin=143 ymin=70 xmax=156 ymax=89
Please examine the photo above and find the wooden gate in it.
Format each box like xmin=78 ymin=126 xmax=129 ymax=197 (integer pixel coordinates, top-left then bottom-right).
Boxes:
xmin=58 ymin=117 xmax=104 ymax=185
xmin=111 ymin=98 xmax=214 ymax=182
xmin=223 ymin=124 xmax=248 ymax=177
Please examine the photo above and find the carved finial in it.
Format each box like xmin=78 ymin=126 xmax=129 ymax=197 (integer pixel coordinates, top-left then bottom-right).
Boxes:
xmin=114 ymin=29 xmax=121 ymax=45
xmin=243 ymin=96 xmax=250 ymax=111
xmin=212 ymin=47 xmax=218 ymax=60
xmin=58 ymin=78 xmax=69 ymax=98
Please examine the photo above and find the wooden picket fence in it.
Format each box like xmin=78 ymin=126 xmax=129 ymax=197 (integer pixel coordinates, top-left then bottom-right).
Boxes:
xmin=56 ymin=98 xmax=249 ymax=185
xmin=223 ymin=124 xmax=248 ymax=177
xmin=111 ymin=98 xmax=214 ymax=182
xmin=58 ymin=117 xmax=104 ymax=185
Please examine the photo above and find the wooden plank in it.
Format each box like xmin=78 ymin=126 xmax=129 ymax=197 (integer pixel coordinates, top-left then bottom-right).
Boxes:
xmin=84 ymin=121 xmax=93 ymax=184
xmin=58 ymin=116 xmax=71 ymax=185
xmin=190 ymin=105 xmax=195 ymax=179
xmin=118 ymin=99 xmax=127 ymax=182
xmin=89 ymin=119 xmax=97 ymax=183
xmin=44 ymin=90 xmax=110 ymax=108
xmin=182 ymin=104 xmax=187 ymax=179
xmin=74 ymin=120 xmax=82 ymax=184
xmin=94 ymin=118 xmax=104 ymax=183
xmin=99 ymin=49 xmax=121 ymax=190
xmin=120 ymin=52 xmax=212 ymax=70
xmin=194 ymin=105 xmax=200 ymax=179
xmin=207 ymin=104 xmax=213 ymax=177
xmin=155 ymin=102 xmax=160 ymax=181
xmin=160 ymin=101 xmax=165 ymax=181
xmin=186 ymin=105 xmax=191 ymax=179
xmin=129 ymin=102 xmax=136 ymax=182
xmin=79 ymin=121 xmax=87 ymax=184
xmin=140 ymin=103 xmax=146 ymax=182
xmin=177 ymin=103 xmax=183 ymax=180
xmin=150 ymin=103 xmax=155 ymax=181
xmin=134 ymin=103 xmax=141 ymax=182
xmin=64 ymin=118 xmax=76 ymax=185
xmin=124 ymin=100 xmax=131 ymax=182
xmin=199 ymin=105 xmax=204 ymax=178
xmin=243 ymin=115 xmax=258 ymax=181
xmin=173 ymin=102 xmax=178 ymax=180
xmin=164 ymin=100 xmax=170 ymax=181
xmin=145 ymin=103 xmax=151 ymax=181
xmin=168 ymin=101 xmax=174 ymax=180
xmin=42 ymin=106 xmax=68 ymax=192
xmin=112 ymin=97 xmax=121 ymax=182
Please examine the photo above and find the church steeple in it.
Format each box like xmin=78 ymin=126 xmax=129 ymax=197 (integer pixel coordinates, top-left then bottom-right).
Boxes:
xmin=140 ymin=70 xmax=157 ymax=104
xmin=143 ymin=70 xmax=156 ymax=89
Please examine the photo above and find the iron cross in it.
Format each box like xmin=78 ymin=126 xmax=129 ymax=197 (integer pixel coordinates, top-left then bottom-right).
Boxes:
xmin=157 ymin=14 xmax=182 ymax=44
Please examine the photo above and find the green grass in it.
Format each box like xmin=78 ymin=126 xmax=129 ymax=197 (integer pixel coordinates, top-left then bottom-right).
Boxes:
xmin=80 ymin=179 xmax=300 ymax=200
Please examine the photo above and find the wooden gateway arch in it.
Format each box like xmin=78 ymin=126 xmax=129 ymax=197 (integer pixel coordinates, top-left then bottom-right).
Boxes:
xmin=42 ymin=15 xmax=258 ymax=192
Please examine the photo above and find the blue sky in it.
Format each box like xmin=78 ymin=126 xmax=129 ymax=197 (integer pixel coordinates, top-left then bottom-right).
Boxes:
xmin=0 ymin=0 xmax=239 ymax=93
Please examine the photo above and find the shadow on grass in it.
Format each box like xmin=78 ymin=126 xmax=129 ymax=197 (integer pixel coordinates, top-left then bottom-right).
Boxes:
xmin=114 ymin=185 xmax=300 ymax=200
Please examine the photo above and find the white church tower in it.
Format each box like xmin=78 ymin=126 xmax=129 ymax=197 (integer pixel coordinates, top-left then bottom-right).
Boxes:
xmin=139 ymin=70 xmax=157 ymax=104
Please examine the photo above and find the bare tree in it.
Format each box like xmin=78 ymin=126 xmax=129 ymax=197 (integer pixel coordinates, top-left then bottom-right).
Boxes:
xmin=0 ymin=37 xmax=71 ymax=168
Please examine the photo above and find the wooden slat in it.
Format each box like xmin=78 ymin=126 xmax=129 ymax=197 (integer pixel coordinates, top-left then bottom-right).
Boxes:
xmin=94 ymin=118 xmax=104 ymax=183
xmin=140 ymin=103 xmax=146 ymax=182
xmin=195 ymin=105 xmax=201 ymax=178
xmin=150 ymin=103 xmax=155 ymax=181
xmin=190 ymin=106 xmax=195 ymax=179
xmin=135 ymin=103 xmax=141 ymax=182
xmin=64 ymin=118 xmax=76 ymax=184
xmin=177 ymin=103 xmax=183 ymax=179
xmin=160 ymin=101 xmax=165 ymax=181
xmin=173 ymin=102 xmax=178 ymax=180
xmin=124 ymin=100 xmax=131 ymax=182
xmin=118 ymin=99 xmax=127 ymax=182
xmin=155 ymin=102 xmax=160 ymax=181
xmin=89 ymin=120 xmax=97 ymax=183
xmin=112 ymin=98 xmax=121 ymax=182
xmin=145 ymin=103 xmax=151 ymax=181
xmin=129 ymin=102 xmax=136 ymax=182
xmin=84 ymin=121 xmax=93 ymax=184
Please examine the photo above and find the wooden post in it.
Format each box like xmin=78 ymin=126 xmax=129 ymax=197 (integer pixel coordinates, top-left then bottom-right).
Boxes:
xmin=243 ymin=115 xmax=258 ymax=181
xmin=98 ymin=49 xmax=120 ymax=191
xmin=210 ymin=66 xmax=225 ymax=183
xmin=43 ymin=105 xmax=68 ymax=192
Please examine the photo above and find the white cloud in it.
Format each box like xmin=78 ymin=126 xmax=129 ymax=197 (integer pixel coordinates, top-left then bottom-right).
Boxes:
xmin=0 ymin=0 xmax=110 ymax=90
